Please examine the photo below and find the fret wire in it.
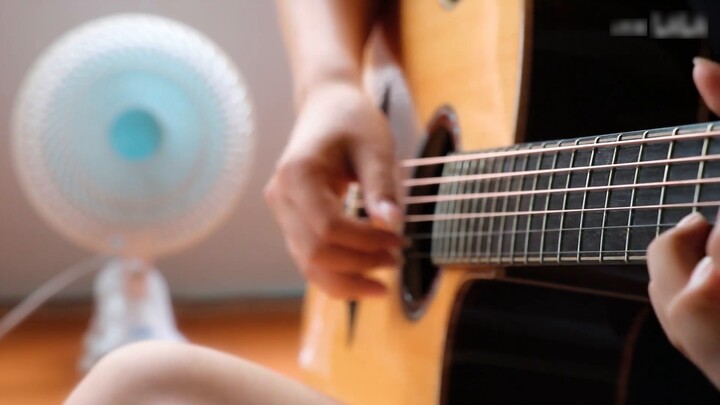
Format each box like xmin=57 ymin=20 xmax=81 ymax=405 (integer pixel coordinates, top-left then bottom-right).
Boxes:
xmin=657 ymin=128 xmax=680 ymax=237
xmin=598 ymin=134 xmax=623 ymax=264
xmin=624 ymin=131 xmax=649 ymax=262
xmin=577 ymin=137 xmax=601 ymax=262
xmin=447 ymin=162 xmax=459 ymax=263
xmin=433 ymin=162 xmax=453 ymax=263
xmin=524 ymin=143 xmax=547 ymax=264
xmin=430 ymin=186 xmax=437 ymax=261
xmin=443 ymin=162 xmax=456 ymax=262
xmin=471 ymin=159 xmax=488 ymax=262
xmin=424 ymin=124 xmax=720 ymax=265
xmin=497 ymin=152 xmax=517 ymax=263
xmin=430 ymin=183 xmax=438 ymax=262
xmin=477 ymin=158 xmax=493 ymax=261
xmin=556 ymin=139 xmax=580 ymax=262
xmin=430 ymin=174 xmax=439 ymax=261
xmin=445 ymin=162 xmax=462 ymax=263
xmin=452 ymin=160 xmax=471 ymax=263
xmin=692 ymin=132 xmax=711 ymax=213
xmin=539 ymin=144 xmax=560 ymax=264
xmin=430 ymin=189 xmax=437 ymax=260
xmin=466 ymin=158 xmax=482 ymax=264
xmin=510 ymin=151 xmax=531 ymax=265
xmin=484 ymin=157 xmax=505 ymax=260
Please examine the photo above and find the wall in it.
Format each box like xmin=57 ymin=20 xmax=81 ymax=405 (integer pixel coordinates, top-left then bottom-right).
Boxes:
xmin=0 ymin=0 xmax=303 ymax=300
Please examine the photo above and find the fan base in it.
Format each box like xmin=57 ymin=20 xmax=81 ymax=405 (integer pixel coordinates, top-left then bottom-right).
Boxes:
xmin=79 ymin=258 xmax=185 ymax=372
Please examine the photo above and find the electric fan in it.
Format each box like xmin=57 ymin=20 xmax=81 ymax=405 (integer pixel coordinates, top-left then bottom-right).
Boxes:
xmin=10 ymin=14 xmax=253 ymax=369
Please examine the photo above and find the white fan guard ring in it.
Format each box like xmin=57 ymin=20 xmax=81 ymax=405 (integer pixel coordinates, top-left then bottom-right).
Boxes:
xmin=12 ymin=14 xmax=254 ymax=259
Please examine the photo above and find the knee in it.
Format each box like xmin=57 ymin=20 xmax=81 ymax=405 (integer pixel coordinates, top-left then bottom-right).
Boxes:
xmin=66 ymin=341 xmax=196 ymax=405
xmin=97 ymin=340 xmax=193 ymax=384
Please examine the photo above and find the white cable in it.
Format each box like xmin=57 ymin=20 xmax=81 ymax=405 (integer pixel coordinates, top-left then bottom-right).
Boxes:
xmin=0 ymin=255 xmax=108 ymax=341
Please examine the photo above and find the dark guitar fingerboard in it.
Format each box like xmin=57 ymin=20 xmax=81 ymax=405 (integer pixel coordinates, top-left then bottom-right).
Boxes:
xmin=432 ymin=122 xmax=720 ymax=266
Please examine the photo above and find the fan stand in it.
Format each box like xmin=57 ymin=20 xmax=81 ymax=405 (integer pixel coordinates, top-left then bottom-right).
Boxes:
xmin=79 ymin=258 xmax=185 ymax=371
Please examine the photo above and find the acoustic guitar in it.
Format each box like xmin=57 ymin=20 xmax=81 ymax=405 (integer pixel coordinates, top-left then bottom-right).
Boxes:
xmin=299 ymin=1 xmax=720 ymax=403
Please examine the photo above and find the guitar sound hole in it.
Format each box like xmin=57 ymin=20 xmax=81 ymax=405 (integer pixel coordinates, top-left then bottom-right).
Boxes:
xmin=401 ymin=107 xmax=458 ymax=319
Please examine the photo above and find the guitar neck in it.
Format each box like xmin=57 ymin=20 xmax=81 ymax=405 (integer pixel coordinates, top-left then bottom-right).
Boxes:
xmin=429 ymin=122 xmax=720 ymax=266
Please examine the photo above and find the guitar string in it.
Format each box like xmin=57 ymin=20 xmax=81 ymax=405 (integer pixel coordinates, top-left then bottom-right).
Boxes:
xmin=403 ymin=221 xmax=703 ymax=241
xmin=401 ymin=152 xmax=720 ymax=188
xmin=395 ymin=176 xmax=720 ymax=206
xmin=405 ymin=250 xmax=648 ymax=260
xmin=387 ymin=128 xmax=718 ymax=259
xmin=401 ymin=126 xmax=719 ymax=168
xmin=403 ymin=200 xmax=719 ymax=223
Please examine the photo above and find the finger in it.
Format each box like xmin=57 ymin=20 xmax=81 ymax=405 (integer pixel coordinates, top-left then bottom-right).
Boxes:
xmin=666 ymin=257 xmax=720 ymax=371
xmin=348 ymin=126 xmax=402 ymax=230
xmin=679 ymin=257 xmax=720 ymax=305
xmin=277 ymin=207 xmax=401 ymax=276
xmin=308 ymin=245 xmax=396 ymax=275
xmin=306 ymin=268 xmax=387 ymax=299
xmin=284 ymin=164 xmax=386 ymax=237
xmin=693 ymin=57 xmax=720 ymax=115
xmin=647 ymin=212 xmax=710 ymax=307
xmin=286 ymin=164 xmax=402 ymax=250
xmin=267 ymin=160 xmax=402 ymax=255
xmin=322 ymin=217 xmax=402 ymax=253
xmin=705 ymin=213 xmax=720 ymax=267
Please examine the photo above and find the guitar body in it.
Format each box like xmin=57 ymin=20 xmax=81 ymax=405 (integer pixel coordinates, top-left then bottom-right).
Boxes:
xmin=300 ymin=1 xmax=720 ymax=403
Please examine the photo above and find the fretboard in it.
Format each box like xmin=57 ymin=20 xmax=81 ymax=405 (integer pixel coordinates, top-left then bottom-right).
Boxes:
xmin=426 ymin=122 xmax=720 ymax=266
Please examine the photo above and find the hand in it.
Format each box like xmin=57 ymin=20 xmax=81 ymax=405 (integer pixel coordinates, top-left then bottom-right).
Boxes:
xmin=264 ymin=81 xmax=402 ymax=299
xmin=647 ymin=57 xmax=720 ymax=389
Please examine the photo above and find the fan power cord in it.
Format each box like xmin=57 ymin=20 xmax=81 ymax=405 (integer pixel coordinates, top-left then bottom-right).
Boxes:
xmin=0 ymin=255 xmax=108 ymax=341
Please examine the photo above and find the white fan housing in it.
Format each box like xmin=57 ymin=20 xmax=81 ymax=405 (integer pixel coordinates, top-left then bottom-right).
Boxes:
xmin=13 ymin=14 xmax=253 ymax=259
xmin=11 ymin=13 xmax=254 ymax=370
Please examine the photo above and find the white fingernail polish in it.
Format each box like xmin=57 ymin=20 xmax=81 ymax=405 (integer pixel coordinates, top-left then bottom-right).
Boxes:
xmin=676 ymin=212 xmax=704 ymax=229
xmin=688 ymin=256 xmax=714 ymax=290
xmin=374 ymin=200 xmax=401 ymax=231
xmin=693 ymin=56 xmax=717 ymax=67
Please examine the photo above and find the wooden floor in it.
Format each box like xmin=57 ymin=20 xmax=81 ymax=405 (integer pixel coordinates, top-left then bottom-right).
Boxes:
xmin=0 ymin=299 xmax=303 ymax=405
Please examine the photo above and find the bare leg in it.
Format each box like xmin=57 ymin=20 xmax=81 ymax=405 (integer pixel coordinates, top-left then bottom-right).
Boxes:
xmin=65 ymin=341 xmax=339 ymax=405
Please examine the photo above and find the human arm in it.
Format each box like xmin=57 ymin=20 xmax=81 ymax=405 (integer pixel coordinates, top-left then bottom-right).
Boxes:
xmin=647 ymin=57 xmax=720 ymax=389
xmin=265 ymin=0 xmax=403 ymax=299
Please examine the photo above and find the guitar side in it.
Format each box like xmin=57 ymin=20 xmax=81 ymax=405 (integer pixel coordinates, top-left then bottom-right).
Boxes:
xmin=299 ymin=1 xmax=530 ymax=404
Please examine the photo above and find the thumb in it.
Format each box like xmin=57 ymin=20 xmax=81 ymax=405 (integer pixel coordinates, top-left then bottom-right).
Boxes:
xmin=693 ymin=57 xmax=720 ymax=115
xmin=350 ymin=138 xmax=401 ymax=231
xmin=684 ymin=257 xmax=720 ymax=304
xmin=669 ymin=256 xmax=720 ymax=383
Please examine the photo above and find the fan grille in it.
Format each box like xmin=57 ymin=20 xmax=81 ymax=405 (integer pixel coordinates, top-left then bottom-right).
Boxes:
xmin=12 ymin=14 xmax=253 ymax=258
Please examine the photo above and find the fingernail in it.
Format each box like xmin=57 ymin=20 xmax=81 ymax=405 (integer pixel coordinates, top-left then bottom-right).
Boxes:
xmin=688 ymin=256 xmax=714 ymax=290
xmin=693 ymin=56 xmax=716 ymax=67
xmin=676 ymin=212 xmax=705 ymax=229
xmin=373 ymin=199 xmax=402 ymax=231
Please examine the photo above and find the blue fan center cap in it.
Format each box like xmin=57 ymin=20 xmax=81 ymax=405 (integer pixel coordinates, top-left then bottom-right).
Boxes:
xmin=110 ymin=109 xmax=162 ymax=161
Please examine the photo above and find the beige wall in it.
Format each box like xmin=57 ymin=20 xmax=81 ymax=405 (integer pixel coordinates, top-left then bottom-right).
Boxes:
xmin=0 ymin=0 xmax=303 ymax=300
